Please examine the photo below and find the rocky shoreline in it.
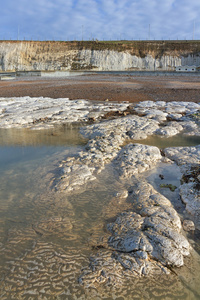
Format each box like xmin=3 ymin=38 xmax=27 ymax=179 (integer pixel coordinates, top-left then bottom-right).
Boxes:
xmin=0 ymin=96 xmax=200 ymax=293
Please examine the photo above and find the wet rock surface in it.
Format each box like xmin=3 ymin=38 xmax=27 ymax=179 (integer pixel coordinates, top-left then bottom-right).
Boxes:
xmin=164 ymin=146 xmax=200 ymax=166
xmin=32 ymin=216 xmax=73 ymax=236
xmin=0 ymin=97 xmax=200 ymax=298
xmin=114 ymin=144 xmax=162 ymax=177
xmin=56 ymin=115 xmax=161 ymax=192
xmin=79 ymin=181 xmax=191 ymax=288
xmin=183 ymin=220 xmax=195 ymax=232
xmin=79 ymin=249 xmax=170 ymax=289
xmin=164 ymin=147 xmax=200 ymax=229
xmin=71 ymin=101 xmax=199 ymax=289
xmin=0 ymin=96 xmax=129 ymax=129
xmin=56 ymin=99 xmax=199 ymax=193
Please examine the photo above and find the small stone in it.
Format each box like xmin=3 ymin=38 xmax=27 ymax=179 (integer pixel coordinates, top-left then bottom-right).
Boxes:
xmin=115 ymin=190 xmax=128 ymax=198
xmin=183 ymin=220 xmax=195 ymax=231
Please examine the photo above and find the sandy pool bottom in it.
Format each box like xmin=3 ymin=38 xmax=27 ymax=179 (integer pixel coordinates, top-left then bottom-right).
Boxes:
xmin=0 ymin=127 xmax=199 ymax=299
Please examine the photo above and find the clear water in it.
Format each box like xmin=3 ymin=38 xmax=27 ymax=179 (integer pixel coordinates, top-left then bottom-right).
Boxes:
xmin=0 ymin=127 xmax=199 ymax=299
xmin=132 ymin=133 xmax=200 ymax=148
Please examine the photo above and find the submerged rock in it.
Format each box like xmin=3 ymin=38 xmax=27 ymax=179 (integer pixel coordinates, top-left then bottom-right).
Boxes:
xmin=79 ymin=249 xmax=170 ymax=288
xmin=33 ymin=216 xmax=73 ymax=236
xmin=180 ymin=180 xmax=200 ymax=229
xmin=79 ymin=182 xmax=190 ymax=287
xmin=56 ymin=161 xmax=96 ymax=192
xmin=183 ymin=220 xmax=195 ymax=232
xmin=164 ymin=147 xmax=200 ymax=229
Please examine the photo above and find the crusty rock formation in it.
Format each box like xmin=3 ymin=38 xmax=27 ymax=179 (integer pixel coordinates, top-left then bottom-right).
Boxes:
xmin=79 ymin=182 xmax=190 ymax=287
xmin=164 ymin=146 xmax=200 ymax=229
xmin=0 ymin=96 xmax=199 ymax=290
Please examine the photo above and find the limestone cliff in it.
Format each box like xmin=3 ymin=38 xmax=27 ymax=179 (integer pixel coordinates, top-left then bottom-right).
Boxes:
xmin=0 ymin=40 xmax=200 ymax=72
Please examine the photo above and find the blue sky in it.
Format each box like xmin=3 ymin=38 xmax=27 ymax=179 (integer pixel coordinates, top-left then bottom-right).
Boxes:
xmin=1 ymin=0 xmax=200 ymax=41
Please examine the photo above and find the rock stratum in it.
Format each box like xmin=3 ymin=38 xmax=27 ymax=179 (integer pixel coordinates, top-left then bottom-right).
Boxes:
xmin=1 ymin=40 xmax=200 ymax=71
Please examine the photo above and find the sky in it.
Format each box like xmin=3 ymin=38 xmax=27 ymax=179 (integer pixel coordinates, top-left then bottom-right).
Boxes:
xmin=1 ymin=0 xmax=200 ymax=41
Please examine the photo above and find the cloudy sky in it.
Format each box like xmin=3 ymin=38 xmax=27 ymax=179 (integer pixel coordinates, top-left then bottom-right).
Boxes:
xmin=1 ymin=0 xmax=200 ymax=41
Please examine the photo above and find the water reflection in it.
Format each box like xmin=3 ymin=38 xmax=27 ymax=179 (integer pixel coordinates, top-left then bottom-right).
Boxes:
xmin=132 ymin=133 xmax=200 ymax=148
xmin=0 ymin=125 xmax=87 ymax=146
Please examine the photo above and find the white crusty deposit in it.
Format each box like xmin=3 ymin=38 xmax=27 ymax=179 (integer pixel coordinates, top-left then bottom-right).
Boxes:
xmin=0 ymin=97 xmax=200 ymax=286
xmin=56 ymin=115 xmax=160 ymax=192
xmin=164 ymin=146 xmax=200 ymax=229
xmin=54 ymin=99 xmax=199 ymax=285
xmin=79 ymin=181 xmax=191 ymax=287
xmin=114 ymin=144 xmax=162 ymax=177
xmin=0 ymin=96 xmax=129 ymax=129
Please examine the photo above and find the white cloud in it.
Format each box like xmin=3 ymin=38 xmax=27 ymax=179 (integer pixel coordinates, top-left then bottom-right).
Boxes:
xmin=1 ymin=0 xmax=200 ymax=40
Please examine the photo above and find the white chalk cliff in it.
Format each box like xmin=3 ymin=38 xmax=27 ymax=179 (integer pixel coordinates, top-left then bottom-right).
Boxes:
xmin=0 ymin=41 xmax=200 ymax=72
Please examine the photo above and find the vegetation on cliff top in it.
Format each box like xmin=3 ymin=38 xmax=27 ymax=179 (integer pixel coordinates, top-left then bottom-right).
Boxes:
xmin=1 ymin=40 xmax=200 ymax=58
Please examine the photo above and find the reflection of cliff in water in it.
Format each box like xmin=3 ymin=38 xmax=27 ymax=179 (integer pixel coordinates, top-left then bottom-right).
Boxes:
xmin=0 ymin=125 xmax=87 ymax=146
xmin=131 ymin=133 xmax=200 ymax=148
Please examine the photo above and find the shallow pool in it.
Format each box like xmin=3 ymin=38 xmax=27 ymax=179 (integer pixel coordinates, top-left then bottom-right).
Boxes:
xmin=0 ymin=127 xmax=199 ymax=299
xmin=132 ymin=133 xmax=200 ymax=149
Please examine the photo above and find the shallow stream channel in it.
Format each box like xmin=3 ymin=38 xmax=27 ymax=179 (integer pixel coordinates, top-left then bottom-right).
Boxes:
xmin=0 ymin=97 xmax=200 ymax=299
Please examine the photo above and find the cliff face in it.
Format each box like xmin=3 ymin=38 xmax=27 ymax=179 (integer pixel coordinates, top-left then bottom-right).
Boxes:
xmin=0 ymin=42 xmax=78 ymax=71
xmin=0 ymin=41 xmax=200 ymax=72
xmin=77 ymin=49 xmax=181 ymax=71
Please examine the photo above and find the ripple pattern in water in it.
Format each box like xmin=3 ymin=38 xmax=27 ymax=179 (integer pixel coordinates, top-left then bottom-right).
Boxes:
xmin=1 ymin=238 xmax=88 ymax=299
xmin=0 ymin=127 xmax=200 ymax=299
xmin=1 ymin=233 xmax=197 ymax=299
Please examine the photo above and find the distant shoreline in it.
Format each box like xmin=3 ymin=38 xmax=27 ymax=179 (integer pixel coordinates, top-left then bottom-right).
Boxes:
xmin=0 ymin=73 xmax=200 ymax=103
xmin=1 ymin=70 xmax=200 ymax=80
